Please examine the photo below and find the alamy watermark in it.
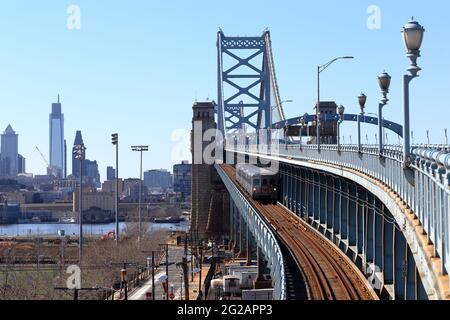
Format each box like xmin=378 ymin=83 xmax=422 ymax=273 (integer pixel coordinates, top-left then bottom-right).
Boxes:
xmin=188 ymin=121 xmax=282 ymax=173
xmin=367 ymin=5 xmax=381 ymax=30
xmin=67 ymin=5 xmax=81 ymax=30
xmin=66 ymin=265 xmax=81 ymax=289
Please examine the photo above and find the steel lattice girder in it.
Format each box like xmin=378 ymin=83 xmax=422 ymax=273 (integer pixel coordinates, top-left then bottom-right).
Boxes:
xmin=217 ymin=31 xmax=271 ymax=132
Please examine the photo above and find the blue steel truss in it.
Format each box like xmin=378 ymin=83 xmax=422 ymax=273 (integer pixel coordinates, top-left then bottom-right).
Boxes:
xmin=217 ymin=31 xmax=285 ymax=134
xmin=273 ymin=113 xmax=404 ymax=137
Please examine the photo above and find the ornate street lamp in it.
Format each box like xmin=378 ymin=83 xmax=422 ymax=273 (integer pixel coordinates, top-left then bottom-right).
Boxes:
xmin=402 ymin=18 xmax=425 ymax=166
xmin=377 ymin=71 xmax=391 ymax=154
xmin=337 ymin=105 xmax=345 ymax=151
xmin=357 ymin=93 xmax=367 ymax=151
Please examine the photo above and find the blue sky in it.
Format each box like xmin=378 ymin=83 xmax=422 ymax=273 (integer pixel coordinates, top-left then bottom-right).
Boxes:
xmin=0 ymin=0 xmax=448 ymax=179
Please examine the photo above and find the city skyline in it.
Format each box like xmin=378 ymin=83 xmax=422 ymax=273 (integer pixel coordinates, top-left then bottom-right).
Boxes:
xmin=0 ymin=1 xmax=448 ymax=178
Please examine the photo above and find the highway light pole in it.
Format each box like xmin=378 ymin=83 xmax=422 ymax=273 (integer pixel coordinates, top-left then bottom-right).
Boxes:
xmin=131 ymin=145 xmax=149 ymax=247
xmin=73 ymin=144 xmax=86 ymax=264
xmin=112 ymin=133 xmax=119 ymax=242
xmin=317 ymin=56 xmax=354 ymax=150
xmin=401 ymin=18 xmax=425 ymax=167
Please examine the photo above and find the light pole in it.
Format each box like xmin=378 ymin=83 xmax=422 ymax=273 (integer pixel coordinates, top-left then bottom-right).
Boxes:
xmin=377 ymin=71 xmax=391 ymax=155
xmin=317 ymin=56 xmax=354 ymax=150
xmin=73 ymin=144 xmax=86 ymax=264
xmin=337 ymin=105 xmax=345 ymax=151
xmin=357 ymin=93 xmax=367 ymax=151
xmin=299 ymin=113 xmax=307 ymax=149
xmin=111 ymin=133 xmax=119 ymax=242
xmin=402 ymin=18 xmax=425 ymax=167
xmin=445 ymin=129 xmax=448 ymax=147
xmin=180 ymin=274 xmax=183 ymax=300
xmin=131 ymin=145 xmax=149 ymax=247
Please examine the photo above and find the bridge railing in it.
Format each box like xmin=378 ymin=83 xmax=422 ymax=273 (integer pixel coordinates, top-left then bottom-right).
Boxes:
xmin=214 ymin=164 xmax=287 ymax=300
xmin=227 ymin=141 xmax=450 ymax=277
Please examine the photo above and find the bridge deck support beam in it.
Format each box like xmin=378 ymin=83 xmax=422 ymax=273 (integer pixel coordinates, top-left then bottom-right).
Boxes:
xmin=382 ymin=213 xmax=394 ymax=298
xmin=394 ymin=227 xmax=407 ymax=300
xmin=348 ymin=183 xmax=357 ymax=252
xmin=229 ymin=198 xmax=234 ymax=248
xmin=238 ymin=215 xmax=247 ymax=259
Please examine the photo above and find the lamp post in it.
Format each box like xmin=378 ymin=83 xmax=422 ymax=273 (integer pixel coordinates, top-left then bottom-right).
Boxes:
xmin=73 ymin=144 xmax=86 ymax=264
xmin=317 ymin=56 xmax=354 ymax=150
xmin=299 ymin=113 xmax=308 ymax=149
xmin=337 ymin=105 xmax=345 ymax=151
xmin=445 ymin=129 xmax=448 ymax=147
xmin=377 ymin=71 xmax=391 ymax=155
xmin=111 ymin=133 xmax=119 ymax=242
xmin=357 ymin=93 xmax=367 ymax=151
xmin=131 ymin=145 xmax=149 ymax=247
xmin=402 ymin=18 xmax=425 ymax=167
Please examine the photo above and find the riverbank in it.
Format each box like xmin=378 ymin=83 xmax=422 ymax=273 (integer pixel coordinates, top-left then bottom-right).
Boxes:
xmin=0 ymin=221 xmax=189 ymax=237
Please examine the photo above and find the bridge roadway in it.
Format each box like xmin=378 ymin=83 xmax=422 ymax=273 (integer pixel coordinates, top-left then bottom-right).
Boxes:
xmin=220 ymin=164 xmax=378 ymax=300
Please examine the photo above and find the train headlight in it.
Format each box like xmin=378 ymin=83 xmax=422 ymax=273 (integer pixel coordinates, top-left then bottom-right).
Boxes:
xmin=252 ymin=187 xmax=257 ymax=192
xmin=273 ymin=187 xmax=277 ymax=192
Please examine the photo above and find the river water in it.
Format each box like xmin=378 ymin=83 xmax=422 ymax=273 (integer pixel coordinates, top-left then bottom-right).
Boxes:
xmin=0 ymin=221 xmax=189 ymax=237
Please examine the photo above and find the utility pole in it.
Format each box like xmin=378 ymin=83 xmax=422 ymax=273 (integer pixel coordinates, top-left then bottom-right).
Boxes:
xmin=121 ymin=263 xmax=128 ymax=300
xmin=191 ymin=238 xmax=194 ymax=282
xmin=165 ymin=244 xmax=169 ymax=300
xmin=112 ymin=133 xmax=119 ymax=242
xmin=111 ymin=261 xmax=139 ymax=300
xmin=131 ymin=145 xmax=149 ymax=248
xmin=198 ymin=242 xmax=203 ymax=300
xmin=142 ymin=249 xmax=162 ymax=301
xmin=152 ymin=251 xmax=156 ymax=300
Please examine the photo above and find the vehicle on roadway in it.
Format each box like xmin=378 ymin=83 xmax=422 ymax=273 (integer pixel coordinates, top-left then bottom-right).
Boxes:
xmin=236 ymin=164 xmax=278 ymax=201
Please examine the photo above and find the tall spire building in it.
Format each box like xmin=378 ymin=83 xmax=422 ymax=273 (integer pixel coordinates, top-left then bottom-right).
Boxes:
xmin=49 ymin=95 xmax=64 ymax=178
xmin=0 ymin=125 xmax=19 ymax=177
xmin=72 ymin=130 xmax=85 ymax=178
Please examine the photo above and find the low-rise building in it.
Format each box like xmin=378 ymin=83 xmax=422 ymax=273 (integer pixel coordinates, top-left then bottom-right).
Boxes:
xmin=0 ymin=201 xmax=20 ymax=224
xmin=73 ymin=190 xmax=114 ymax=212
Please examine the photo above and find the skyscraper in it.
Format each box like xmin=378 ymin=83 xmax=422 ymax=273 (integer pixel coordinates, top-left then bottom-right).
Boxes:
xmin=85 ymin=160 xmax=101 ymax=188
xmin=64 ymin=139 xmax=67 ymax=179
xmin=0 ymin=125 xmax=19 ymax=177
xmin=72 ymin=130 xmax=85 ymax=178
xmin=17 ymin=154 xmax=26 ymax=174
xmin=173 ymin=160 xmax=192 ymax=201
xmin=49 ymin=95 xmax=64 ymax=178
xmin=106 ymin=166 xmax=116 ymax=181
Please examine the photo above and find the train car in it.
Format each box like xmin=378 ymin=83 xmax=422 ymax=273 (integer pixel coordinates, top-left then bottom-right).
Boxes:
xmin=236 ymin=164 xmax=278 ymax=201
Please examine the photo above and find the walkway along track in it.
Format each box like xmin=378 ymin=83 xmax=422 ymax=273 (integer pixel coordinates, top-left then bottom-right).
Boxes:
xmin=220 ymin=164 xmax=378 ymax=300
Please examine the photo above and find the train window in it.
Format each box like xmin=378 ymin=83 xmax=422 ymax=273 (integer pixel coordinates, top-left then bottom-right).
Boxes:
xmin=262 ymin=179 xmax=268 ymax=185
xmin=254 ymin=179 xmax=260 ymax=185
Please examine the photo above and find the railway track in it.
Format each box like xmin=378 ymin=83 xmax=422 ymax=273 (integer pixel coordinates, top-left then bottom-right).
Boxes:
xmin=220 ymin=164 xmax=378 ymax=300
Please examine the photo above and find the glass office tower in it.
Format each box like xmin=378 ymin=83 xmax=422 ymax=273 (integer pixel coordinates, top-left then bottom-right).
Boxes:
xmin=49 ymin=95 xmax=64 ymax=178
xmin=0 ymin=125 xmax=19 ymax=177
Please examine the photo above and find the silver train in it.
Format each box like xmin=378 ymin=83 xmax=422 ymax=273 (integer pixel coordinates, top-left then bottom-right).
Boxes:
xmin=236 ymin=164 xmax=278 ymax=201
